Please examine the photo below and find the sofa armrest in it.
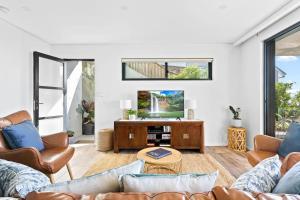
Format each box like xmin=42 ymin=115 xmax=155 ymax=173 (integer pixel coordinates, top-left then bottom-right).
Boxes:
xmin=212 ymin=186 xmax=300 ymax=200
xmin=0 ymin=147 xmax=44 ymax=169
xmin=26 ymin=192 xmax=83 ymax=200
xmin=280 ymin=152 xmax=300 ymax=176
xmin=42 ymin=132 xmax=69 ymax=149
xmin=254 ymin=135 xmax=282 ymax=153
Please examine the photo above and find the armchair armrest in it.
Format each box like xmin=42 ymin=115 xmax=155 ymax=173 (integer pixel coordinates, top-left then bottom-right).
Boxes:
xmin=281 ymin=152 xmax=300 ymax=175
xmin=0 ymin=147 xmax=44 ymax=169
xmin=42 ymin=132 xmax=69 ymax=149
xmin=254 ymin=135 xmax=282 ymax=153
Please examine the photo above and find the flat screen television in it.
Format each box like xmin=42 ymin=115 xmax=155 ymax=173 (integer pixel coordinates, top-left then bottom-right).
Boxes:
xmin=137 ymin=90 xmax=184 ymax=118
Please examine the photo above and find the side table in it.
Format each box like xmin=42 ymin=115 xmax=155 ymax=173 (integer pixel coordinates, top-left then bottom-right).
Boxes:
xmin=228 ymin=127 xmax=246 ymax=152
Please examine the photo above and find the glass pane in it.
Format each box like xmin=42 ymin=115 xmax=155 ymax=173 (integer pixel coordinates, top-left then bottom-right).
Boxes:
xmin=275 ymin=28 xmax=300 ymax=138
xmin=39 ymin=89 xmax=63 ymax=117
xmin=39 ymin=118 xmax=63 ymax=135
xmin=168 ymin=61 xmax=209 ymax=79
xmin=123 ymin=61 xmax=166 ymax=79
xmin=39 ymin=57 xmax=63 ymax=87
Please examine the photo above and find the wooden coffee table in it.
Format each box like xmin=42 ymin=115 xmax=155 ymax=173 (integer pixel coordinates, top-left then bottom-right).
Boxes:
xmin=137 ymin=147 xmax=182 ymax=174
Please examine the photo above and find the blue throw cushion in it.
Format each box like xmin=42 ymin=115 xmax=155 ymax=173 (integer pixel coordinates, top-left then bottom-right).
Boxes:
xmin=273 ymin=161 xmax=300 ymax=194
xmin=278 ymin=122 xmax=300 ymax=157
xmin=0 ymin=159 xmax=50 ymax=198
xmin=2 ymin=120 xmax=44 ymax=151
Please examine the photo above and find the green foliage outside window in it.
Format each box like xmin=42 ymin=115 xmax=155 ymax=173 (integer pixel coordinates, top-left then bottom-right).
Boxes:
xmin=275 ymin=82 xmax=300 ymax=131
xmin=169 ymin=65 xmax=208 ymax=79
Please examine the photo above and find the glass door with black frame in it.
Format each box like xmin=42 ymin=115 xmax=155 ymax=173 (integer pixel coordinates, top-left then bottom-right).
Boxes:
xmin=33 ymin=52 xmax=66 ymax=135
xmin=275 ymin=27 xmax=300 ymax=138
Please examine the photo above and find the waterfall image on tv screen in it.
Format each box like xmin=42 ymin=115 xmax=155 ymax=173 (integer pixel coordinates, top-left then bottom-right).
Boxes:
xmin=138 ymin=90 xmax=184 ymax=118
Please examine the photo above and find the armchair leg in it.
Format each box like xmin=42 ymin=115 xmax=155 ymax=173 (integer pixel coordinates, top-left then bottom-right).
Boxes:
xmin=66 ymin=163 xmax=74 ymax=180
xmin=47 ymin=174 xmax=55 ymax=184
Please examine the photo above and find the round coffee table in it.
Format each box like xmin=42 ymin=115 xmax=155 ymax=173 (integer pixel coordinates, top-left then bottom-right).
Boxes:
xmin=137 ymin=147 xmax=182 ymax=174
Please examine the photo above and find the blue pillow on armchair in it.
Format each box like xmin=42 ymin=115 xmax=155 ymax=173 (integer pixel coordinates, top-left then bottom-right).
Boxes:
xmin=278 ymin=122 xmax=300 ymax=157
xmin=2 ymin=120 xmax=44 ymax=151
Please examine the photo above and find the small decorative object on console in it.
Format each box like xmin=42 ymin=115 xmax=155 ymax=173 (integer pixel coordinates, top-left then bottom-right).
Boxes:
xmin=185 ymin=99 xmax=197 ymax=120
xmin=229 ymin=106 xmax=242 ymax=127
xmin=127 ymin=109 xmax=137 ymax=120
xmin=146 ymin=147 xmax=172 ymax=159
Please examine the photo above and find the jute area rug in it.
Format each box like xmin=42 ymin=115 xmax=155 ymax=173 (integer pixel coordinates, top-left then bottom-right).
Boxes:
xmin=84 ymin=151 xmax=236 ymax=187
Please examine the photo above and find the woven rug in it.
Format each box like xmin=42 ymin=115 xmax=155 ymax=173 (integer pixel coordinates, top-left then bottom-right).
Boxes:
xmin=84 ymin=151 xmax=236 ymax=187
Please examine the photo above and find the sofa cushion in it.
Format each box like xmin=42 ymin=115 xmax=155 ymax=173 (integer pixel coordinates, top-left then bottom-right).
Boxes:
xmin=278 ymin=122 xmax=300 ymax=157
xmin=231 ymin=155 xmax=281 ymax=193
xmin=2 ymin=120 xmax=44 ymax=151
xmin=0 ymin=159 xmax=50 ymax=198
xmin=95 ymin=192 xmax=216 ymax=200
xmin=39 ymin=160 xmax=144 ymax=195
xmin=119 ymin=172 xmax=218 ymax=193
xmin=273 ymin=161 xmax=300 ymax=194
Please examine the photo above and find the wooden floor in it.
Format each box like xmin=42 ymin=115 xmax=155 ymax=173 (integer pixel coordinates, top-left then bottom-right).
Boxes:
xmin=54 ymin=142 xmax=252 ymax=183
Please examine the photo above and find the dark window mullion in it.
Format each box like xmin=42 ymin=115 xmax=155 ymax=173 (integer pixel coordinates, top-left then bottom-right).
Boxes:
xmin=165 ymin=62 xmax=168 ymax=79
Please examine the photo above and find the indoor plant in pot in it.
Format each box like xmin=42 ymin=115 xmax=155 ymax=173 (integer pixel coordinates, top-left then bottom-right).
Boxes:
xmin=127 ymin=109 xmax=137 ymax=120
xmin=229 ymin=106 xmax=242 ymax=127
xmin=67 ymin=130 xmax=76 ymax=144
xmin=77 ymin=100 xmax=95 ymax=135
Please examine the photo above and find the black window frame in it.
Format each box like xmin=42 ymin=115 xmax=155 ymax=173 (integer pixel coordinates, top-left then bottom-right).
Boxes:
xmin=264 ymin=21 xmax=300 ymax=137
xmin=122 ymin=58 xmax=213 ymax=81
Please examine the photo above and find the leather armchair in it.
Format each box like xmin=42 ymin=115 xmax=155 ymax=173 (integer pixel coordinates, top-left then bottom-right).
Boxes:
xmin=246 ymin=135 xmax=282 ymax=166
xmin=0 ymin=110 xmax=75 ymax=183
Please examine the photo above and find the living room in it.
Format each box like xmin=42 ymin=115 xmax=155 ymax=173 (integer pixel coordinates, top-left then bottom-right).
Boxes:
xmin=0 ymin=0 xmax=300 ymax=199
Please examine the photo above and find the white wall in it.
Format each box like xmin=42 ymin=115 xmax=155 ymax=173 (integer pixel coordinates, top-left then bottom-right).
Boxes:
xmin=51 ymin=43 xmax=238 ymax=146
xmin=0 ymin=19 xmax=50 ymax=116
xmin=237 ymin=8 xmax=300 ymax=148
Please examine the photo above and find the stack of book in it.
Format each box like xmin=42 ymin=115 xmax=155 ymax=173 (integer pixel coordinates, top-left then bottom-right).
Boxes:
xmin=146 ymin=148 xmax=172 ymax=159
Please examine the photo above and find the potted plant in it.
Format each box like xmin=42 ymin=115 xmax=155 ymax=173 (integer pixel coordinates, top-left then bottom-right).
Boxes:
xmin=67 ymin=130 xmax=76 ymax=144
xmin=229 ymin=106 xmax=242 ymax=127
xmin=77 ymin=100 xmax=95 ymax=135
xmin=127 ymin=109 xmax=137 ymax=120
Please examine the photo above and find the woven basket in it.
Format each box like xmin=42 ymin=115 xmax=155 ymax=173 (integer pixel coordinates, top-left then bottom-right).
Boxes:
xmin=96 ymin=128 xmax=114 ymax=151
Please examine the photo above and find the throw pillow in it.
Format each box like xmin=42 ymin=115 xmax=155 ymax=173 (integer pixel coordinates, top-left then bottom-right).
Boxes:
xmin=231 ymin=155 xmax=281 ymax=193
xmin=273 ymin=161 xmax=300 ymax=194
xmin=278 ymin=122 xmax=300 ymax=157
xmin=0 ymin=159 xmax=50 ymax=198
xmin=119 ymin=172 xmax=218 ymax=193
xmin=39 ymin=160 xmax=144 ymax=195
xmin=2 ymin=120 xmax=44 ymax=151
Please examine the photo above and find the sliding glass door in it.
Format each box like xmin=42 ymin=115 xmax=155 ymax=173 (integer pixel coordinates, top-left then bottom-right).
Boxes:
xmin=264 ymin=22 xmax=300 ymax=138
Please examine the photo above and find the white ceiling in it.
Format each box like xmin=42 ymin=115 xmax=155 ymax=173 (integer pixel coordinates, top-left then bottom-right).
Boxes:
xmin=0 ymin=0 xmax=291 ymax=44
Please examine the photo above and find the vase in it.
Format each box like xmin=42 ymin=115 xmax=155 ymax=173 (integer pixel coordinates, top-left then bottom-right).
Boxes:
xmin=232 ymin=119 xmax=242 ymax=127
xmin=129 ymin=115 xmax=136 ymax=120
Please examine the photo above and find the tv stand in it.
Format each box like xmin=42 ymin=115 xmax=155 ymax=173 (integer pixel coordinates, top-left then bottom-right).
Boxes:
xmin=114 ymin=119 xmax=204 ymax=153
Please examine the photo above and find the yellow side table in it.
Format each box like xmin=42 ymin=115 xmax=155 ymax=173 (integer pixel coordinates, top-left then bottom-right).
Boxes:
xmin=228 ymin=127 xmax=246 ymax=152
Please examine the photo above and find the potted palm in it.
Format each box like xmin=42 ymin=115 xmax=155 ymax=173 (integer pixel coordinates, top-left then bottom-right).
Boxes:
xmin=229 ymin=106 xmax=242 ymax=127
xmin=127 ymin=109 xmax=137 ymax=120
xmin=77 ymin=100 xmax=95 ymax=135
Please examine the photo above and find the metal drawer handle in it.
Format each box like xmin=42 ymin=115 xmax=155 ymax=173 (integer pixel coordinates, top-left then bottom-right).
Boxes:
xmin=129 ymin=133 xmax=135 ymax=139
xmin=183 ymin=133 xmax=189 ymax=139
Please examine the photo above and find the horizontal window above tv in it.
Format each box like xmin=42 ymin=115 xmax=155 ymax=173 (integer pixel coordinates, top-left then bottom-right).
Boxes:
xmin=122 ymin=58 xmax=213 ymax=81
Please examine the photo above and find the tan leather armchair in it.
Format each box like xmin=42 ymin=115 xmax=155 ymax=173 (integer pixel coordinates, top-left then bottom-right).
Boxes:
xmin=246 ymin=135 xmax=282 ymax=166
xmin=0 ymin=110 xmax=75 ymax=183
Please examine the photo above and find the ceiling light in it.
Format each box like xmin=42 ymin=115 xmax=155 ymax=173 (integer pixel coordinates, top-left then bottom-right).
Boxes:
xmin=0 ymin=5 xmax=9 ymax=14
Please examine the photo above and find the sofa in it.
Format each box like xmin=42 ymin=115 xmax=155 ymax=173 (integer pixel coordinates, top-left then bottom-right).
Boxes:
xmin=24 ymin=152 xmax=300 ymax=200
